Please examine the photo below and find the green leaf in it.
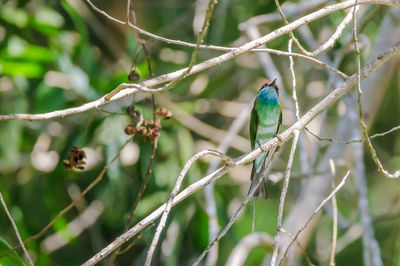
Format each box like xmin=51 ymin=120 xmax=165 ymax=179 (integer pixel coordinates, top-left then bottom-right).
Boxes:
xmin=0 ymin=236 xmax=25 ymax=266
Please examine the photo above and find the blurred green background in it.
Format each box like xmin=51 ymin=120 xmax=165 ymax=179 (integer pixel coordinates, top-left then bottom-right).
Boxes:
xmin=1 ymin=0 xmax=400 ymax=265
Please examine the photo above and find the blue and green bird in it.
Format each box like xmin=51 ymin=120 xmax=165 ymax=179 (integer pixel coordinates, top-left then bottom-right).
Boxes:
xmin=248 ymin=79 xmax=282 ymax=199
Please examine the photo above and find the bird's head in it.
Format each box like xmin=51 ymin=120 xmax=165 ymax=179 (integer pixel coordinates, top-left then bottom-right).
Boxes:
xmin=261 ymin=78 xmax=279 ymax=95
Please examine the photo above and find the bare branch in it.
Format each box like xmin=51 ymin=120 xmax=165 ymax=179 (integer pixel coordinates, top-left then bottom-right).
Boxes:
xmin=279 ymin=171 xmax=351 ymax=265
xmin=0 ymin=192 xmax=34 ymax=266
xmin=193 ymin=151 xmax=279 ymax=266
xmin=145 ymin=150 xmax=233 ymax=266
xmin=81 ymin=42 xmax=400 ymax=265
xmin=2 ymin=0 xmax=397 ymax=122
xmin=270 ymin=130 xmax=300 ymax=266
xmin=226 ymin=232 xmax=274 ymax=266
xmin=354 ymin=2 xmax=400 ymax=179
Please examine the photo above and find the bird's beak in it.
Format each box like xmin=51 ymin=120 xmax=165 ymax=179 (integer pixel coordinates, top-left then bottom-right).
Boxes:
xmin=270 ymin=78 xmax=277 ymax=87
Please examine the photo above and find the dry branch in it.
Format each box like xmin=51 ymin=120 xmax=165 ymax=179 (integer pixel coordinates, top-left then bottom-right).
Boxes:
xmin=1 ymin=0 xmax=398 ymax=122
xmin=81 ymin=41 xmax=400 ymax=265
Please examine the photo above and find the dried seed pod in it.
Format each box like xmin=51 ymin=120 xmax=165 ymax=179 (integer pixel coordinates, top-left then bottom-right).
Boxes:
xmin=156 ymin=108 xmax=172 ymax=120
xmin=128 ymin=70 xmax=140 ymax=82
xmin=64 ymin=146 xmax=86 ymax=170
xmin=124 ymin=124 xmax=137 ymax=136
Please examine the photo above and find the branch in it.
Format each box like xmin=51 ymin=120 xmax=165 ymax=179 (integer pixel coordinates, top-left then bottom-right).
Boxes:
xmin=270 ymin=130 xmax=300 ymax=266
xmin=193 ymin=150 xmax=280 ymax=266
xmin=145 ymin=150 xmax=233 ymax=266
xmin=226 ymin=232 xmax=274 ymax=266
xmin=81 ymin=41 xmax=400 ymax=266
xmin=0 ymin=192 xmax=34 ymax=266
xmin=279 ymin=171 xmax=351 ymax=265
xmin=2 ymin=0 xmax=397 ymax=122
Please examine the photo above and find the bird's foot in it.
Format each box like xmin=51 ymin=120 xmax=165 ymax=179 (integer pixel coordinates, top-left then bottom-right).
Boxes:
xmin=274 ymin=134 xmax=283 ymax=143
xmin=274 ymin=134 xmax=283 ymax=152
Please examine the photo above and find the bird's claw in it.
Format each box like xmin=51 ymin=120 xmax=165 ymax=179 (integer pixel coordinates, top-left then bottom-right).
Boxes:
xmin=274 ymin=134 xmax=283 ymax=144
xmin=274 ymin=134 xmax=283 ymax=152
xmin=257 ymin=140 xmax=268 ymax=152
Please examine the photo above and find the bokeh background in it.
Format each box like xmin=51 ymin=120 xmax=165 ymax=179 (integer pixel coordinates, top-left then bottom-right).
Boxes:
xmin=1 ymin=0 xmax=400 ymax=265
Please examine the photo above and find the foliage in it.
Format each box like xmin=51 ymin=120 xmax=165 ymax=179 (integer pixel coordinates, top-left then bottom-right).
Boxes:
xmin=0 ymin=0 xmax=400 ymax=265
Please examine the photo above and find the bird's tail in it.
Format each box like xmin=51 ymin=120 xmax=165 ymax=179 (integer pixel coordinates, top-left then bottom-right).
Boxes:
xmin=248 ymin=162 xmax=268 ymax=199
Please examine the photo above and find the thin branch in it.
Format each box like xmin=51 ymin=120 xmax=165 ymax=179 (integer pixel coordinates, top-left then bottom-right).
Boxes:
xmin=108 ymin=136 xmax=159 ymax=265
xmin=274 ymin=0 xmax=313 ymax=56
xmin=0 ymin=192 xmax=34 ymax=266
xmin=279 ymin=228 xmax=314 ymax=266
xmin=305 ymin=124 xmax=400 ymax=144
xmin=239 ymin=0 xmax=329 ymax=29
xmin=310 ymin=6 xmax=357 ymax=57
xmin=81 ymin=44 xmax=400 ymax=265
xmin=0 ymin=136 xmax=134 ymax=259
xmin=288 ymin=39 xmax=300 ymax=119
xmin=203 ymin=100 xmax=252 ymax=266
xmin=329 ymin=162 xmax=338 ymax=266
xmin=270 ymin=130 xmax=300 ymax=266
xmin=225 ymin=232 xmax=274 ymax=266
xmin=162 ymin=0 xmax=218 ymax=92
xmin=193 ymin=151 xmax=280 ymax=266
xmin=279 ymin=171 xmax=351 ymax=266
xmin=117 ymin=223 xmax=155 ymax=255
xmin=354 ymin=3 xmax=400 ymax=179
xmin=353 ymin=5 xmax=384 ymax=265
xmin=157 ymin=96 xmax=249 ymax=152
xmin=145 ymin=149 xmax=233 ymax=266
xmin=2 ymin=0 xmax=397 ymax=121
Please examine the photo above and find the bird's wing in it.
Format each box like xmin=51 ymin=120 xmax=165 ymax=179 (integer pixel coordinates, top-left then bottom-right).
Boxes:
xmin=249 ymin=99 xmax=258 ymax=149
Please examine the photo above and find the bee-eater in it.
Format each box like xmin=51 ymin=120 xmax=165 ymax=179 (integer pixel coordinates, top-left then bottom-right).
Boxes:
xmin=248 ymin=79 xmax=282 ymax=199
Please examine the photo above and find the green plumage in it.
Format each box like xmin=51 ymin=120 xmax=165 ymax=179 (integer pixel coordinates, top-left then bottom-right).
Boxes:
xmin=249 ymin=80 xmax=282 ymax=199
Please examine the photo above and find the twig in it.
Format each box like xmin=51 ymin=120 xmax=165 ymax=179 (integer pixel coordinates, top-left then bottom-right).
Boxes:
xmin=279 ymin=171 xmax=350 ymax=266
xmin=305 ymin=124 xmax=400 ymax=144
xmin=354 ymin=2 xmax=400 ymax=178
xmin=3 ymin=0 xmax=396 ymax=121
xmin=145 ymin=149 xmax=233 ymax=266
xmin=353 ymin=8 xmax=383 ymax=263
xmin=329 ymin=161 xmax=338 ymax=266
xmin=274 ymin=0 xmax=313 ymax=56
xmin=117 ymin=223 xmax=155 ymax=255
xmin=0 ymin=136 xmax=134 ymax=260
xmin=157 ymin=97 xmax=249 ymax=152
xmin=193 ymin=151 xmax=279 ymax=266
xmin=279 ymin=228 xmax=314 ymax=266
xmin=310 ymin=7 xmax=357 ymax=57
xmin=203 ymin=100 xmax=252 ymax=266
xmin=0 ymin=192 xmax=34 ymax=266
xmin=225 ymin=232 xmax=274 ymax=266
xmin=270 ymin=130 xmax=300 ymax=266
xmin=239 ymin=0 xmax=328 ymax=29
xmin=81 ymin=44 xmax=400 ymax=265
xmin=288 ymin=39 xmax=300 ymax=119
xmin=108 ymin=136 xmax=159 ymax=265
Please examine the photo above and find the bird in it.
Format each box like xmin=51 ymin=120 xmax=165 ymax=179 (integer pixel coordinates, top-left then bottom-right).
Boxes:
xmin=248 ymin=79 xmax=282 ymax=199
